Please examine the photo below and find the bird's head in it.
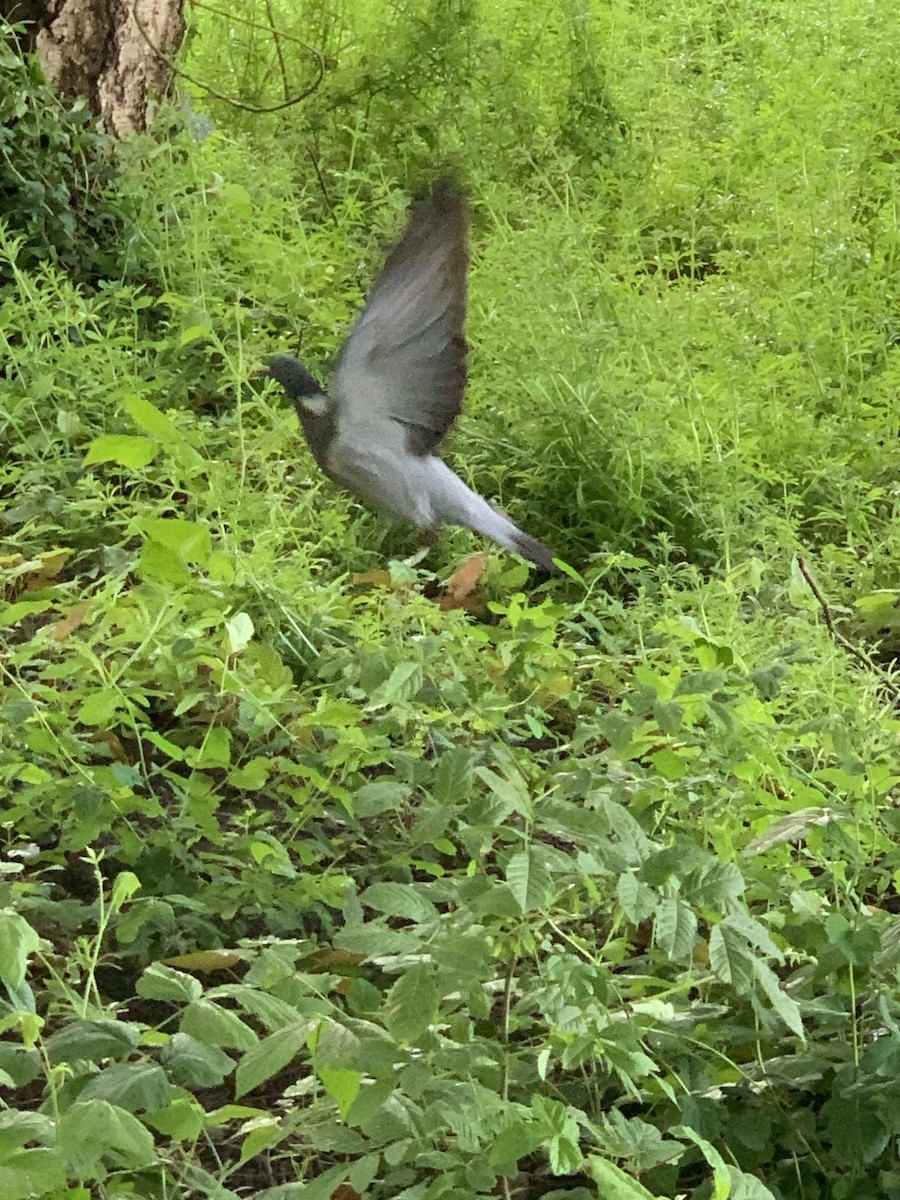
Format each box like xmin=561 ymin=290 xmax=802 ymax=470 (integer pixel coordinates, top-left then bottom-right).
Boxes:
xmin=262 ymin=354 xmax=334 ymax=471
xmin=265 ymin=354 xmax=327 ymax=411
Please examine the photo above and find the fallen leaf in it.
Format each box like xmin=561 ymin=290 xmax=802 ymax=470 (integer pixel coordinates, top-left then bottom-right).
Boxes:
xmin=26 ymin=549 xmax=72 ymax=589
xmin=440 ymin=552 xmax=488 ymax=612
xmin=332 ymin=1186 xmax=361 ymax=1200
xmin=48 ymin=601 xmax=89 ymax=641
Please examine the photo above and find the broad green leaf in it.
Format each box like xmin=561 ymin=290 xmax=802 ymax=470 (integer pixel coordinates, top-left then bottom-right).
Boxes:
xmin=432 ymin=747 xmax=473 ymax=806
xmin=44 ymin=1019 xmax=140 ymax=1065
xmin=188 ymin=726 xmax=232 ymax=769
xmin=146 ymin=1092 xmax=206 ymax=1142
xmin=0 ymin=1148 xmax=66 ymax=1200
xmin=181 ymin=999 xmax=259 ymax=1051
xmin=254 ymin=1162 xmax=352 ymax=1200
xmin=617 ymin=873 xmax=656 ymax=923
xmin=137 ymin=963 xmax=203 ymax=1003
xmin=206 ymin=1104 xmax=266 ymax=1125
xmin=675 ymin=1126 xmax=732 ymax=1199
xmin=0 ymin=599 xmax=54 ymax=627
xmin=752 ymin=959 xmax=804 ymax=1037
xmin=172 ymin=1162 xmax=242 ymax=1200
xmin=238 ymin=1117 xmax=286 ymax=1163
xmin=475 ymin=765 xmax=530 ymax=819
xmin=506 ymin=849 xmax=554 ymax=913
xmin=654 ymin=898 xmax=697 ymax=961
xmin=744 ymin=811 xmax=844 ymax=859
xmin=318 ymin=1066 xmax=362 ymax=1119
xmin=0 ymin=1111 xmax=53 ymax=1158
xmin=79 ymin=1062 xmax=172 ymax=1113
xmin=348 ymin=1152 xmax=381 ymax=1194
xmin=136 ymin=517 xmax=211 ymax=562
xmin=300 ymin=698 xmax=363 ymax=729
xmin=720 ymin=910 xmax=781 ymax=960
xmin=586 ymin=1156 xmax=661 ymax=1198
xmin=162 ymin=1032 xmax=235 ymax=1088
xmin=346 ymin=1076 xmax=394 ymax=1126
xmin=234 ymin=1021 xmax=312 ymax=1098
xmin=0 ymin=911 xmax=40 ymax=992
xmin=180 ymin=323 xmax=212 ymax=345
xmin=709 ymin=923 xmax=757 ymax=990
xmin=825 ymin=913 xmax=881 ymax=967
xmin=77 ymin=687 xmax=125 ymax=726
xmin=250 ymin=838 xmax=296 ymax=877
xmin=122 ymin=393 xmax=180 ymax=441
xmin=312 ymin=1020 xmax=362 ymax=1069
xmin=211 ymin=986 xmax=304 ymax=1031
xmin=57 ymin=1099 xmax=155 ymax=1176
xmin=138 ymin=540 xmax=190 ymax=585
xmin=823 ymin=1095 xmax=890 ymax=1166
xmin=683 ymin=862 xmax=746 ymax=910
xmin=384 ymin=964 xmax=438 ymax=1043
xmin=225 ymin=611 xmax=254 ymax=653
xmin=228 ymin=756 xmax=270 ymax=789
xmin=729 ymin=1171 xmax=779 ymax=1199
xmin=589 ymin=793 xmax=652 ymax=858
xmin=531 ymin=1094 xmax=583 ymax=1173
xmin=83 ymin=434 xmax=158 ymax=469
xmin=352 ymin=780 xmax=410 ymax=817
xmin=488 ymin=1118 xmax=543 ymax=1167
xmin=649 ymin=747 xmax=688 ymax=778
xmin=221 ymin=181 xmax=252 ymax=216
xmin=855 ymin=588 xmax=900 ymax=632
xmin=110 ymin=872 xmax=141 ymax=911
xmin=361 ymin=883 xmax=438 ymax=923
xmin=374 ymin=661 xmax=422 ymax=704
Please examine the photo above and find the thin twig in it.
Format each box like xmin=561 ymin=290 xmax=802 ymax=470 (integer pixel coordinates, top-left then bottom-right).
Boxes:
xmin=131 ymin=3 xmax=325 ymax=114
xmin=264 ymin=0 xmax=290 ymax=104
xmin=797 ymin=554 xmax=899 ymax=699
xmin=306 ymin=145 xmax=336 ymax=222
xmin=189 ymin=0 xmax=322 ymax=52
xmin=499 ymin=959 xmax=515 ymax=1200
xmin=500 ymin=959 xmax=514 ymax=1102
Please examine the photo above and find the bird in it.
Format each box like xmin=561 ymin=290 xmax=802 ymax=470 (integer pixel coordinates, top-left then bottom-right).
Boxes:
xmin=264 ymin=179 xmax=556 ymax=572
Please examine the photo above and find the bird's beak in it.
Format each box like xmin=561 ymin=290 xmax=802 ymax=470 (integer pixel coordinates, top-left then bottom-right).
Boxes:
xmin=251 ymin=364 xmax=271 ymax=382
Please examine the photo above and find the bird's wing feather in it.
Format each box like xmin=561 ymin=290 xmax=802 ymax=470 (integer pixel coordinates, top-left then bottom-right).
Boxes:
xmin=332 ymin=179 xmax=468 ymax=458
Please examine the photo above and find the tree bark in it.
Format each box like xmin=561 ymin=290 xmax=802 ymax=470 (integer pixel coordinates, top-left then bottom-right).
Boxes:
xmin=6 ymin=0 xmax=185 ymax=136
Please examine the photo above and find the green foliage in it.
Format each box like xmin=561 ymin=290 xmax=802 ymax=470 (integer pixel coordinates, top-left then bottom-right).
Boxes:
xmin=0 ymin=28 xmax=128 ymax=286
xmin=1 ymin=0 xmax=900 ymax=1197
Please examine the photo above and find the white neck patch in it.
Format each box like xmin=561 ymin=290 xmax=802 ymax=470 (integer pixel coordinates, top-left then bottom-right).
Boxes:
xmin=298 ymin=392 xmax=330 ymax=416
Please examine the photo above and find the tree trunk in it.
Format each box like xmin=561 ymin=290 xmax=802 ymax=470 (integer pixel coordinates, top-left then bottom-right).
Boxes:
xmin=5 ymin=0 xmax=186 ymax=136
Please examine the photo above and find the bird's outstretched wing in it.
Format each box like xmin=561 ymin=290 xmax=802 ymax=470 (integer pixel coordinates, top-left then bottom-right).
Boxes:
xmin=332 ymin=179 xmax=469 ymax=458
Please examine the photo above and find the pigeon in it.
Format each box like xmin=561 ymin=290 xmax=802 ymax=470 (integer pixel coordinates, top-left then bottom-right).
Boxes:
xmin=265 ymin=179 xmax=556 ymax=571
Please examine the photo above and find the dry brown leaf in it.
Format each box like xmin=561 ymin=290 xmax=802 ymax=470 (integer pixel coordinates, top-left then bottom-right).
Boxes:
xmin=439 ymin=551 xmax=488 ymax=612
xmin=48 ymin=601 xmax=89 ymax=642
xmin=332 ymin=1186 xmax=361 ymax=1200
xmin=89 ymin=729 xmax=131 ymax=763
xmin=26 ymin=549 xmax=72 ymax=589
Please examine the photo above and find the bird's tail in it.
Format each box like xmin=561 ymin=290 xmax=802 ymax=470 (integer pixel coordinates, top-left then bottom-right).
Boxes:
xmin=432 ymin=462 xmax=556 ymax=571
xmin=504 ymin=525 xmax=557 ymax=573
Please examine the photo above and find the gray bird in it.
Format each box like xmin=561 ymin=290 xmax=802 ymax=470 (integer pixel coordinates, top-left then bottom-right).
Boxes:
xmin=265 ymin=180 xmax=555 ymax=571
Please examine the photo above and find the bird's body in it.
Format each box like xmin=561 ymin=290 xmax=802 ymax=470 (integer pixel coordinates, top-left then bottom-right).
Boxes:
xmin=266 ymin=180 xmax=555 ymax=571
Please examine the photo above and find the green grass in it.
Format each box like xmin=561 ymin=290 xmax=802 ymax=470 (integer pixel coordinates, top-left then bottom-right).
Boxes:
xmin=1 ymin=1 xmax=899 ymax=1196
